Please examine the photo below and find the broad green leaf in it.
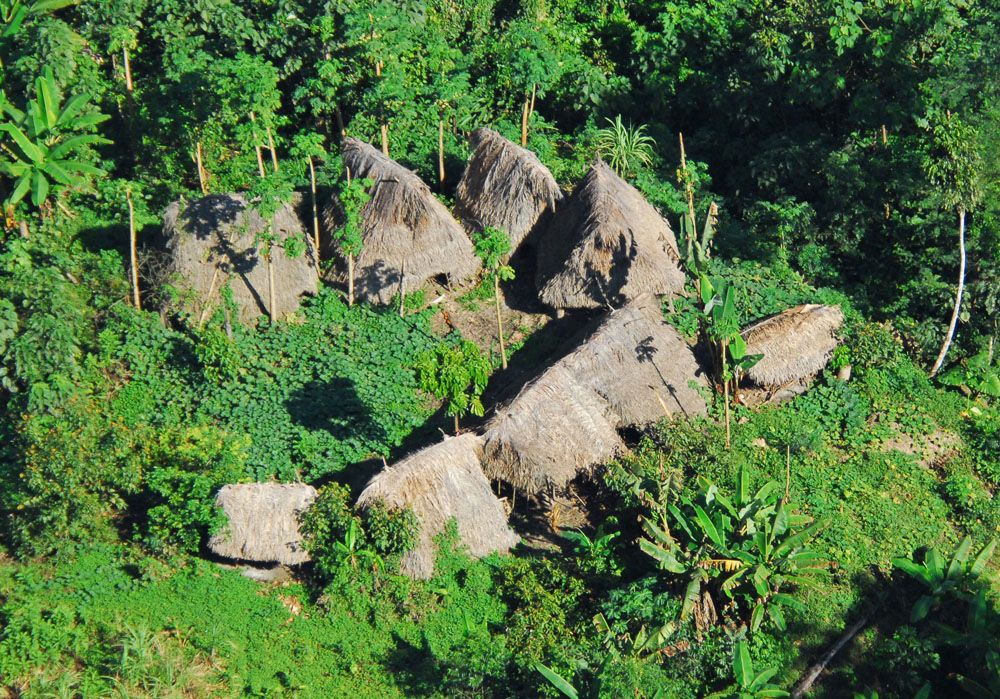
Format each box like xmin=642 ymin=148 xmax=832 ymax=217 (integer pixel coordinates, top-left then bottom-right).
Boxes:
xmin=32 ymin=0 xmax=79 ymax=12
xmin=734 ymin=641 xmax=753 ymax=686
xmin=892 ymin=557 xmax=932 ymax=585
xmin=947 ymin=537 xmax=972 ymax=578
xmin=731 ymin=333 xmax=747 ymax=360
xmin=750 ymin=602 xmax=766 ymax=632
xmin=694 ymin=505 xmax=726 ymax=550
xmin=534 ymin=663 xmax=578 ymax=699
xmin=30 ymin=169 xmax=49 ymax=205
xmin=48 ymin=134 xmax=108 ymax=160
xmin=0 ymin=123 xmax=44 ymax=162
xmin=36 ymin=69 xmax=59 ymax=129
xmin=926 ymin=548 xmax=945 ymax=580
xmin=7 ymin=174 xmax=31 ymax=205
xmin=57 ymin=93 xmax=90 ymax=126
xmin=680 ymin=577 xmax=700 ymax=620
xmin=911 ymin=595 xmax=934 ymax=623
xmin=970 ymin=539 xmax=996 ymax=576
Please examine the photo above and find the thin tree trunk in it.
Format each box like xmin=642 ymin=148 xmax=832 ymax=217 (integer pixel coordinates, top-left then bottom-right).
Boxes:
xmin=126 ymin=188 xmax=140 ymax=309
xmin=266 ymin=252 xmax=276 ymax=324
xmin=454 ymin=414 xmax=459 ymax=435
xmin=308 ymin=156 xmax=320 ymax=263
xmin=380 ymin=123 xmax=389 ymax=156
xmin=495 ymin=276 xmax=507 ymax=369
xmin=122 ymin=46 xmax=134 ymax=92
xmin=195 ymin=141 xmax=209 ymax=194
xmin=438 ymin=120 xmax=445 ymax=185
xmin=520 ymin=93 xmax=530 ymax=146
xmin=266 ymin=126 xmax=279 ymax=172
xmin=249 ymin=111 xmax=266 ymax=178
xmin=792 ymin=613 xmax=872 ymax=698
xmin=930 ymin=207 xmax=967 ymax=377
xmin=528 ymin=82 xmax=536 ymax=121
xmin=348 ymin=254 xmax=355 ymax=307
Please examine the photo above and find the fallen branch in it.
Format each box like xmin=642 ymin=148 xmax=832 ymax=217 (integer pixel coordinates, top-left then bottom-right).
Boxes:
xmin=791 ymin=613 xmax=872 ymax=698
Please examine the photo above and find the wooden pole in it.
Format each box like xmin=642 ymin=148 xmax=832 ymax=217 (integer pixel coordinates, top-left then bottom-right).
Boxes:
xmin=126 ymin=187 xmax=140 ymax=310
xmin=495 ymin=275 xmax=507 ymax=369
xmin=266 ymin=126 xmax=280 ymax=172
xmin=249 ymin=111 xmax=266 ymax=178
xmin=308 ymin=156 xmax=320 ymax=263
xmin=520 ymin=93 xmax=530 ymax=146
xmin=438 ymin=120 xmax=445 ymax=185
xmin=195 ymin=141 xmax=209 ymax=194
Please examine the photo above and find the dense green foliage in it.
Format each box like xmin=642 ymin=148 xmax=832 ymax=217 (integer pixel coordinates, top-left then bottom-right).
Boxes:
xmin=1 ymin=0 xmax=999 ymax=696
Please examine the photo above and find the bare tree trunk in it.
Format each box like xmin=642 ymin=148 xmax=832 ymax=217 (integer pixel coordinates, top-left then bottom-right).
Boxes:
xmin=438 ymin=120 xmax=445 ymax=185
xmin=195 ymin=141 xmax=209 ymax=194
xmin=520 ymin=93 xmax=530 ymax=146
xmin=308 ymin=156 xmax=320 ymax=263
xmin=454 ymin=414 xmax=460 ymax=435
xmin=266 ymin=126 xmax=280 ymax=172
xmin=347 ymin=254 xmax=355 ymax=307
xmin=122 ymin=46 xmax=134 ymax=92
xmin=380 ymin=123 xmax=389 ymax=156
xmin=528 ymin=82 xmax=536 ymax=121
xmin=792 ymin=613 xmax=872 ymax=698
xmin=266 ymin=252 xmax=276 ymax=324
xmin=930 ymin=208 xmax=967 ymax=377
xmin=126 ymin=188 xmax=140 ymax=309
xmin=249 ymin=111 xmax=266 ymax=178
xmin=495 ymin=276 xmax=507 ymax=369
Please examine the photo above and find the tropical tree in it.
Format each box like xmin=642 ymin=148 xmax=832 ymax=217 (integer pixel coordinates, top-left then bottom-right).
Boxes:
xmin=246 ymin=171 xmax=298 ymax=324
xmin=472 ymin=226 xmax=515 ymax=369
xmin=416 ymin=338 xmax=490 ymax=434
xmin=706 ymin=641 xmax=788 ymax=699
xmin=290 ymin=130 xmax=326 ymax=259
xmin=333 ymin=175 xmax=371 ymax=307
xmin=0 ymin=66 xmax=108 ymax=220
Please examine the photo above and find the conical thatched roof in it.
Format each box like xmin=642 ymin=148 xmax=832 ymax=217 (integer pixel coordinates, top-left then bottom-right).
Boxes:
xmin=326 ymin=139 xmax=480 ymax=304
xmin=454 ymin=127 xmax=563 ymax=252
xmin=357 ymin=433 xmax=519 ymax=579
xmin=208 ymin=483 xmax=317 ymax=565
xmin=163 ymin=193 xmax=318 ymax=323
xmin=741 ymin=304 xmax=845 ymax=387
xmin=536 ymin=160 xmax=685 ymax=310
xmin=482 ymin=295 xmax=707 ymax=493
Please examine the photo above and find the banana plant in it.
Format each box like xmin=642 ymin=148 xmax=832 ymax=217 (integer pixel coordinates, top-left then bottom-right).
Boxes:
xmin=1 ymin=0 xmax=75 ymax=38
xmin=0 ymin=66 xmax=109 ymax=211
xmin=640 ymin=467 xmax=827 ymax=633
xmin=892 ymin=536 xmax=997 ymax=623
xmin=700 ymin=275 xmax=763 ymax=447
xmin=705 ymin=641 xmax=788 ymax=699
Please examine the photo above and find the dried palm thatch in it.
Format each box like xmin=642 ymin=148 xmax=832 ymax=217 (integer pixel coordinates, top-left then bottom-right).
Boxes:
xmin=482 ymin=295 xmax=707 ymax=493
xmin=741 ymin=304 xmax=845 ymax=387
xmin=208 ymin=483 xmax=317 ymax=565
xmin=163 ymin=193 xmax=318 ymax=323
xmin=357 ymin=433 xmax=519 ymax=579
xmin=560 ymin=294 xmax=708 ymax=424
xmin=454 ymin=127 xmax=563 ymax=251
xmin=537 ymin=159 xmax=685 ymax=310
xmin=482 ymin=364 xmax=625 ymax=493
xmin=326 ymin=138 xmax=480 ymax=304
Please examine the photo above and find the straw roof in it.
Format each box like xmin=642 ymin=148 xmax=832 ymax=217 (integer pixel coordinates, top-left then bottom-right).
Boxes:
xmin=454 ymin=127 xmax=563 ymax=251
xmin=741 ymin=304 xmax=845 ymax=387
xmin=163 ymin=193 xmax=318 ymax=323
xmin=537 ymin=159 xmax=685 ymax=311
xmin=326 ymin=138 xmax=480 ymax=304
xmin=208 ymin=483 xmax=317 ymax=565
xmin=357 ymin=433 xmax=519 ymax=579
xmin=482 ymin=295 xmax=707 ymax=493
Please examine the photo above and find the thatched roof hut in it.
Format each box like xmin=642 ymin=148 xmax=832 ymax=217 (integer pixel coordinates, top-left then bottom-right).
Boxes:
xmin=208 ymin=483 xmax=317 ymax=565
xmin=163 ymin=193 xmax=318 ymax=323
xmin=536 ymin=160 xmax=685 ymax=311
xmin=357 ymin=433 xmax=519 ymax=579
xmin=454 ymin=128 xmax=563 ymax=252
xmin=327 ymin=138 xmax=480 ymax=304
xmin=482 ymin=295 xmax=707 ymax=493
xmin=741 ymin=304 xmax=845 ymax=387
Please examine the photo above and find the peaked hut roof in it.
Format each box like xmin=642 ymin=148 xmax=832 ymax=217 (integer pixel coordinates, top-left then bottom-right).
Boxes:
xmin=741 ymin=304 xmax=845 ymax=387
xmin=482 ymin=295 xmax=707 ymax=493
xmin=163 ymin=193 xmax=318 ymax=323
xmin=208 ymin=483 xmax=317 ymax=565
xmin=327 ymin=139 xmax=480 ymax=304
xmin=357 ymin=433 xmax=519 ymax=579
xmin=454 ymin=127 xmax=564 ymax=251
xmin=537 ymin=159 xmax=685 ymax=310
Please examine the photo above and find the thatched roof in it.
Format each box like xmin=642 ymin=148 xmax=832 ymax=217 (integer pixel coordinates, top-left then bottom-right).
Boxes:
xmin=163 ymin=193 xmax=319 ymax=323
xmin=537 ymin=159 xmax=685 ymax=310
xmin=453 ymin=127 xmax=563 ymax=251
xmin=357 ymin=433 xmax=519 ymax=579
xmin=208 ymin=483 xmax=317 ymax=565
xmin=741 ymin=304 xmax=845 ymax=387
xmin=326 ymin=138 xmax=480 ymax=304
xmin=482 ymin=295 xmax=707 ymax=493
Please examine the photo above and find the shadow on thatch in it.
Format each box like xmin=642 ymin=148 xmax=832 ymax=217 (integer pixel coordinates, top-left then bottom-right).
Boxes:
xmin=357 ymin=433 xmax=519 ymax=579
xmin=482 ymin=294 xmax=708 ymax=494
xmin=454 ymin=127 xmax=564 ymax=254
xmin=324 ymin=138 xmax=481 ymax=305
xmin=741 ymin=304 xmax=844 ymax=389
xmin=162 ymin=193 xmax=318 ymax=324
xmin=208 ymin=483 xmax=317 ymax=565
xmin=536 ymin=159 xmax=685 ymax=311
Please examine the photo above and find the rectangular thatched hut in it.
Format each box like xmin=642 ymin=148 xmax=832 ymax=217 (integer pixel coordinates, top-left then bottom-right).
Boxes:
xmin=208 ymin=483 xmax=318 ymax=565
xmin=741 ymin=304 xmax=844 ymax=387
